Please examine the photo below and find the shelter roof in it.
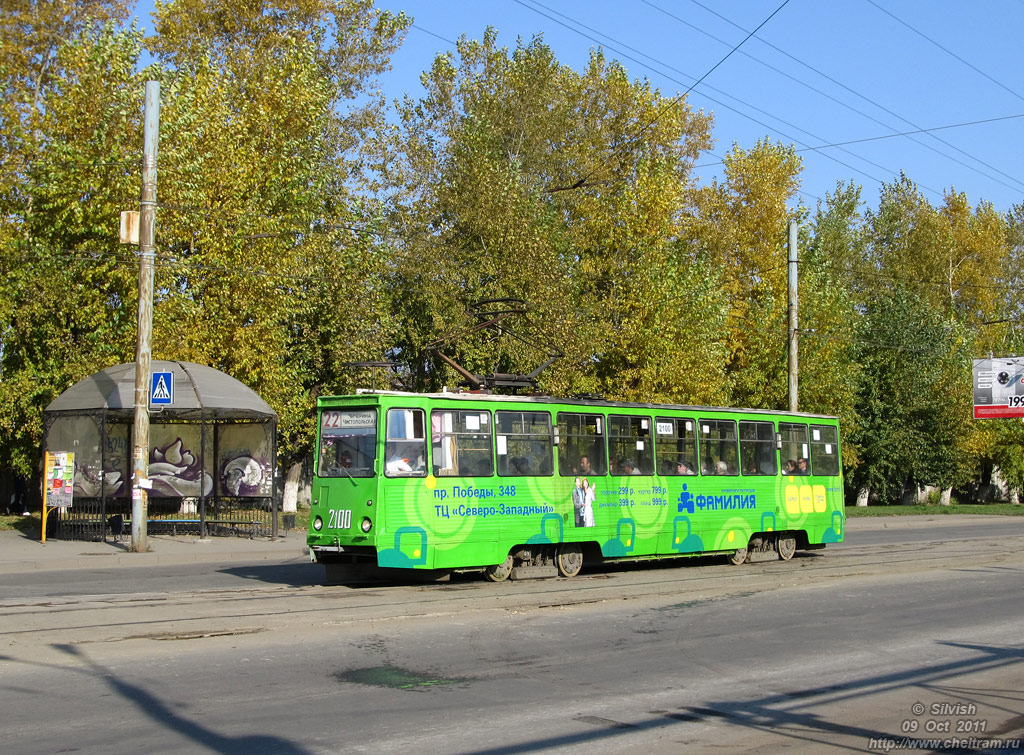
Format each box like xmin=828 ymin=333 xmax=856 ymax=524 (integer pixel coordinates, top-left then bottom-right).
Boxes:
xmin=44 ymin=361 xmax=276 ymax=420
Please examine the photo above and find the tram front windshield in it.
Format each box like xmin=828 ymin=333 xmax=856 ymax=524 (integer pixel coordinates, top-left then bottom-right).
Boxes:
xmin=318 ymin=409 xmax=377 ymax=478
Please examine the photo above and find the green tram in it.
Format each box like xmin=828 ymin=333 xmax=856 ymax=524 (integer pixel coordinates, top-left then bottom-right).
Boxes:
xmin=308 ymin=391 xmax=845 ymax=582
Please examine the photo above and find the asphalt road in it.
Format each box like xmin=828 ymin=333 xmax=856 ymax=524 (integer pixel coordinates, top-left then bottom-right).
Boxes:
xmin=2 ymin=517 xmax=1023 ymax=754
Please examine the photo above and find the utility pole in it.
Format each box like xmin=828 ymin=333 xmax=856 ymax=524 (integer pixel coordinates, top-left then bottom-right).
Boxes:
xmin=131 ymin=81 xmax=159 ymax=553
xmin=787 ymin=219 xmax=799 ymax=413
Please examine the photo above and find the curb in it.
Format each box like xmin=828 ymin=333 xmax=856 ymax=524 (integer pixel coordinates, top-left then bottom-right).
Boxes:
xmin=0 ymin=535 xmax=309 ymax=574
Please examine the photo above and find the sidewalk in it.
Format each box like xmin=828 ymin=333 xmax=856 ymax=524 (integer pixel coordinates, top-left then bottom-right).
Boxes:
xmin=0 ymin=527 xmax=309 ymax=574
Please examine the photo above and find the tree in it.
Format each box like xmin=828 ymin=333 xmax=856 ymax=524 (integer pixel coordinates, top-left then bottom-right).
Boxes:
xmin=0 ymin=19 xmax=142 ymax=478
xmin=389 ymin=30 xmax=717 ymax=401
xmin=685 ymin=139 xmax=803 ymax=409
xmin=143 ymin=0 xmax=408 ymax=462
xmin=851 ymin=177 xmax=999 ymax=502
xmin=802 ymin=181 xmax=866 ymax=476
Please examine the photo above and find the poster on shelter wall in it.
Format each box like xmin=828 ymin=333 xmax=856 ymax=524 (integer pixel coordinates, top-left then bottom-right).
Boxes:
xmin=973 ymin=357 xmax=1024 ymax=419
xmin=216 ymin=423 xmax=273 ymax=497
xmin=45 ymin=451 xmax=75 ymax=508
xmin=148 ymin=424 xmax=214 ymax=498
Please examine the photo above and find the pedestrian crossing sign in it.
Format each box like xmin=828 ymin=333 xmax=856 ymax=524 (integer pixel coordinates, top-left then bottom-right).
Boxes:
xmin=151 ymin=371 xmax=173 ymax=406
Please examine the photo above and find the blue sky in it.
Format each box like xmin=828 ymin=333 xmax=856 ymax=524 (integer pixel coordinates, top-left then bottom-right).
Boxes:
xmin=136 ymin=1 xmax=1024 ymax=214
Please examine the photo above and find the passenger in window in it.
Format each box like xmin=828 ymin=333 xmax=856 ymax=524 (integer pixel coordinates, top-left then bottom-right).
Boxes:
xmin=716 ymin=460 xmax=728 ymax=475
xmin=386 ymin=454 xmax=412 ymax=474
xmin=622 ymin=459 xmax=640 ymax=475
xmin=577 ymin=455 xmax=594 ymax=476
xmin=785 ymin=459 xmax=797 ymax=475
xmin=677 ymin=460 xmax=695 ymax=475
xmin=797 ymin=457 xmax=809 ymax=475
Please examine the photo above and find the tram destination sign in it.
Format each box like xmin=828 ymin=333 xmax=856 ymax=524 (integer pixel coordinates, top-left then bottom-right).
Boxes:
xmin=973 ymin=357 xmax=1024 ymax=419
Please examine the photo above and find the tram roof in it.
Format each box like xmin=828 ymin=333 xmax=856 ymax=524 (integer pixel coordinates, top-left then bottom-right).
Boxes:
xmin=319 ymin=390 xmax=838 ymax=421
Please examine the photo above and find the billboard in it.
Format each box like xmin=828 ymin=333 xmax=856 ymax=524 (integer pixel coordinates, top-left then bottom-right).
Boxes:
xmin=973 ymin=357 xmax=1024 ymax=419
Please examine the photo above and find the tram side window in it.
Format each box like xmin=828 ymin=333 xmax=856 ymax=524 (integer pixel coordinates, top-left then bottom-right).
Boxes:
xmin=699 ymin=419 xmax=738 ymax=475
xmin=384 ymin=408 xmax=427 ymax=477
xmin=431 ymin=410 xmax=493 ymax=477
xmin=809 ymin=424 xmax=840 ymax=476
xmin=496 ymin=411 xmax=552 ymax=476
xmin=318 ymin=409 xmax=376 ymax=478
xmin=655 ymin=417 xmax=697 ymax=475
xmin=739 ymin=420 xmax=777 ymax=476
xmin=779 ymin=422 xmax=809 ymax=475
xmin=609 ymin=415 xmax=654 ymax=475
xmin=556 ymin=413 xmax=607 ymax=476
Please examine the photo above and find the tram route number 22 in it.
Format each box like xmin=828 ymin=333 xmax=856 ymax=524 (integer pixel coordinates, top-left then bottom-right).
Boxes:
xmin=328 ymin=509 xmax=352 ymax=529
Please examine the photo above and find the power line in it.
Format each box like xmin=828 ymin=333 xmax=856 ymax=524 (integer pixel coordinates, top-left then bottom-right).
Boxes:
xmin=865 ymin=0 xmax=1024 ymax=104
xmin=681 ymin=0 xmax=1024 ymax=196
xmin=692 ymin=113 xmax=1024 ymax=169
xmin=512 ymin=0 xmax=846 ymax=194
xmin=514 ymin=0 xmax=957 ymax=199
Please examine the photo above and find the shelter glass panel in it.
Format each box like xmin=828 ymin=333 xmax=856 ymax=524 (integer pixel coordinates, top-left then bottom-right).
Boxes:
xmin=150 ymin=424 xmax=212 ymax=498
xmin=217 ymin=423 xmax=274 ymax=497
xmin=46 ymin=415 xmax=107 ymax=498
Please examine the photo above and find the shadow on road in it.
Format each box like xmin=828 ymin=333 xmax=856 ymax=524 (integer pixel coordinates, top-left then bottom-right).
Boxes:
xmin=10 ymin=644 xmax=314 ymax=754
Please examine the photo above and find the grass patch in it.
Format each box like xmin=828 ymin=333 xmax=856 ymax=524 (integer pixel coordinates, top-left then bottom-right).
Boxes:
xmin=845 ymin=503 xmax=1024 ymax=517
xmin=0 ymin=513 xmax=42 ymax=535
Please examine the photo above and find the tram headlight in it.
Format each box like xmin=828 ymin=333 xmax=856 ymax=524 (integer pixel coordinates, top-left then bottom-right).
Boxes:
xmin=361 ymin=517 xmax=372 ymax=533
xmin=312 ymin=515 xmax=323 ymax=531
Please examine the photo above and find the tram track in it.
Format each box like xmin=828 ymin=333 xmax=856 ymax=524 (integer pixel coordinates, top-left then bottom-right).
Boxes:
xmin=4 ymin=532 xmax=1023 ymax=655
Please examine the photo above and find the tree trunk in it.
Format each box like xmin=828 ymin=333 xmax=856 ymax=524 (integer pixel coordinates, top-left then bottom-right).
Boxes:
xmin=916 ymin=485 xmax=936 ymax=504
xmin=856 ymin=485 xmax=870 ymax=507
xmin=939 ymin=488 xmax=952 ymax=506
xmin=282 ymin=461 xmax=302 ymax=514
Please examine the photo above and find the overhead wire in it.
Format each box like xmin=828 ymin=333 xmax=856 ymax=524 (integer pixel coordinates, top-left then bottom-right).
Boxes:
xmin=680 ymin=0 xmax=1024 ymax=195
xmin=512 ymin=0 xmax=897 ymax=197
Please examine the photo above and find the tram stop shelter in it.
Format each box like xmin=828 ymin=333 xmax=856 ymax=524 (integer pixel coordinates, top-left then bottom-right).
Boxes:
xmin=43 ymin=361 xmax=278 ymax=541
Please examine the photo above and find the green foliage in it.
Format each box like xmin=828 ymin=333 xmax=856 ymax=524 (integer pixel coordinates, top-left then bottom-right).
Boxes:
xmin=1 ymin=6 xmax=1022 ymax=503
xmin=389 ymin=30 xmax=717 ymax=401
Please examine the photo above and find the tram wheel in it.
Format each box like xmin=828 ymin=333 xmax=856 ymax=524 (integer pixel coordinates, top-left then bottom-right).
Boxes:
xmin=728 ymin=548 xmax=748 ymax=566
xmin=485 ymin=554 xmax=514 ymax=582
xmin=556 ymin=544 xmax=584 ymax=578
xmin=777 ymin=535 xmax=796 ymax=561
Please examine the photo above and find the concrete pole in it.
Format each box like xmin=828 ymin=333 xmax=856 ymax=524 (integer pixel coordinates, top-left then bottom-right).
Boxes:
xmin=131 ymin=81 xmax=159 ymax=552
xmin=787 ymin=219 xmax=799 ymax=413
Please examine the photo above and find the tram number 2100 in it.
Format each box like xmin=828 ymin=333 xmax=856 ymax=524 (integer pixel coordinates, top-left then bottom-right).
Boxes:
xmin=328 ymin=509 xmax=352 ymax=529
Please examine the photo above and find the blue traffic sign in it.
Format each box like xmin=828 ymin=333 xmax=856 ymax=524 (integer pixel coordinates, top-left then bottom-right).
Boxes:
xmin=151 ymin=371 xmax=173 ymax=405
